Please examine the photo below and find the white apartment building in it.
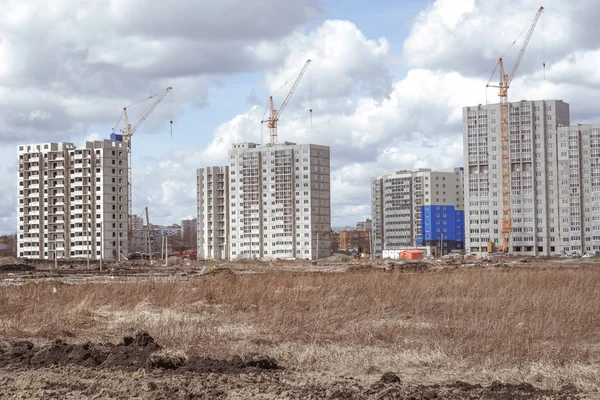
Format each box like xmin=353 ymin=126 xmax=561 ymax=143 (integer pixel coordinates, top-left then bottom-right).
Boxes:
xmin=228 ymin=141 xmax=331 ymax=260
xmin=371 ymin=168 xmax=465 ymax=256
xmin=197 ymin=166 xmax=229 ymax=260
xmin=463 ymin=100 xmax=570 ymax=255
xmin=556 ymin=124 xmax=600 ymax=255
xmin=17 ymin=140 xmax=129 ymax=260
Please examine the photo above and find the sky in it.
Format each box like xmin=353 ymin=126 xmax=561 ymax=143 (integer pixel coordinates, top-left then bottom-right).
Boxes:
xmin=1 ymin=0 xmax=600 ymax=233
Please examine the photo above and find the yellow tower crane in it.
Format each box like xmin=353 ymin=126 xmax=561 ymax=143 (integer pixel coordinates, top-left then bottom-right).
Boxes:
xmin=114 ymin=86 xmax=173 ymax=242
xmin=262 ymin=59 xmax=311 ymax=144
xmin=487 ymin=6 xmax=543 ymax=253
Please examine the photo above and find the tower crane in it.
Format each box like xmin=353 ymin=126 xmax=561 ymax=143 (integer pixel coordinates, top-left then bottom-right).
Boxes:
xmin=261 ymin=59 xmax=311 ymax=144
xmin=487 ymin=6 xmax=543 ymax=253
xmin=113 ymin=86 xmax=173 ymax=242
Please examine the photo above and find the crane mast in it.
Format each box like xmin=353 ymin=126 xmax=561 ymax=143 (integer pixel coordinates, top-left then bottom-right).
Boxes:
xmin=487 ymin=6 xmax=543 ymax=253
xmin=262 ymin=59 xmax=311 ymax=144
xmin=116 ymin=87 xmax=173 ymax=245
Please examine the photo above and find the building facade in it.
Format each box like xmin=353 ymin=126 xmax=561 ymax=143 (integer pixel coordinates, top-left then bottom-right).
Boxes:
xmin=463 ymin=100 xmax=570 ymax=255
xmin=330 ymin=230 xmax=340 ymax=253
xmin=356 ymin=218 xmax=372 ymax=231
xmin=556 ymin=124 xmax=600 ymax=255
xmin=371 ymin=168 xmax=464 ymax=256
xmin=228 ymin=141 xmax=331 ymax=260
xmin=197 ymin=166 xmax=229 ymax=260
xmin=181 ymin=218 xmax=197 ymax=243
xmin=339 ymin=230 xmax=371 ymax=253
xmin=129 ymin=215 xmax=147 ymax=253
xmin=17 ymin=140 xmax=129 ymax=260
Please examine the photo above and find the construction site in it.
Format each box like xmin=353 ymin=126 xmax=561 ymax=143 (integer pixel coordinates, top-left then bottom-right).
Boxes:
xmin=0 ymin=253 xmax=598 ymax=398
xmin=4 ymin=4 xmax=600 ymax=400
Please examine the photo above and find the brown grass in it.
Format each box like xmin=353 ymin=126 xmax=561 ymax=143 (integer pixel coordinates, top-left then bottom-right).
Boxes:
xmin=1 ymin=266 xmax=600 ymax=389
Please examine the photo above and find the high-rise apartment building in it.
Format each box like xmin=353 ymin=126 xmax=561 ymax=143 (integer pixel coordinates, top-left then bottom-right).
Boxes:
xmin=228 ymin=141 xmax=331 ymax=260
xmin=463 ymin=100 xmax=570 ymax=255
xmin=17 ymin=140 xmax=129 ymax=260
xmin=371 ymin=168 xmax=464 ymax=256
xmin=196 ymin=166 xmax=229 ymax=260
xmin=556 ymin=124 xmax=600 ymax=255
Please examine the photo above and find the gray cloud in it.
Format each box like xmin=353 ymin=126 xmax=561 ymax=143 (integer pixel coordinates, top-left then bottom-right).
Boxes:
xmin=0 ymin=0 xmax=321 ymax=144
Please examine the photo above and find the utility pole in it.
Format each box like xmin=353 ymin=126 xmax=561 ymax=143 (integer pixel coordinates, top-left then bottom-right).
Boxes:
xmin=145 ymin=207 xmax=153 ymax=265
xmin=117 ymin=227 xmax=121 ymax=262
xmin=165 ymin=234 xmax=169 ymax=266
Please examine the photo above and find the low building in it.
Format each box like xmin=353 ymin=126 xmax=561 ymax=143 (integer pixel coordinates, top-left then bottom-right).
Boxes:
xmin=339 ymin=230 xmax=371 ymax=253
xmin=398 ymin=249 xmax=424 ymax=260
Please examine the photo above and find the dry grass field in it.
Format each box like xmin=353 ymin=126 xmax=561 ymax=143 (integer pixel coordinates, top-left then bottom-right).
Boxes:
xmin=1 ymin=262 xmax=600 ymax=398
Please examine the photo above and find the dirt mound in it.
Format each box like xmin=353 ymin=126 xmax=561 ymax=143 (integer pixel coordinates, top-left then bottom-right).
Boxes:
xmin=361 ymin=379 xmax=578 ymax=400
xmin=0 ymin=331 xmax=278 ymax=373
xmin=387 ymin=261 xmax=430 ymax=272
xmin=380 ymin=371 xmax=401 ymax=384
xmin=0 ymin=264 xmax=35 ymax=272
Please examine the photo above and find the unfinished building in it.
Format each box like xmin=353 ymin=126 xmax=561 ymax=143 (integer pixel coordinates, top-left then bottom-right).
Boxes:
xmin=17 ymin=140 xmax=129 ymax=260
xmin=371 ymin=168 xmax=464 ymax=257
xmin=196 ymin=166 xmax=229 ymax=260
xmin=228 ymin=141 xmax=331 ymax=260
xmin=555 ymin=124 xmax=600 ymax=255
xmin=463 ymin=100 xmax=570 ymax=255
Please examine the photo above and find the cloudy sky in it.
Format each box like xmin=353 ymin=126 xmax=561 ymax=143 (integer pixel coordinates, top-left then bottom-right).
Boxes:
xmin=1 ymin=0 xmax=599 ymax=233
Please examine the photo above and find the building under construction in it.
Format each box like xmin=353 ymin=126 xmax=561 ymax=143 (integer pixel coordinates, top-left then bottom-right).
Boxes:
xmin=371 ymin=168 xmax=465 ymax=257
xmin=227 ymin=141 xmax=331 ymax=260
xmin=17 ymin=140 xmax=129 ymax=260
xmin=463 ymin=100 xmax=570 ymax=255
xmin=197 ymin=166 xmax=230 ymax=260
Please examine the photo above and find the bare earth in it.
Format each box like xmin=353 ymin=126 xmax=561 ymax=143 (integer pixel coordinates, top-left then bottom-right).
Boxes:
xmin=0 ymin=254 xmax=599 ymax=399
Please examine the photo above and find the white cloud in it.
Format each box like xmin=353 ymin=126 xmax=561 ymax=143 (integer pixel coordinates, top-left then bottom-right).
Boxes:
xmin=0 ymin=0 xmax=320 ymax=145
xmin=138 ymin=19 xmax=493 ymax=226
xmin=403 ymin=0 xmax=600 ymax=79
